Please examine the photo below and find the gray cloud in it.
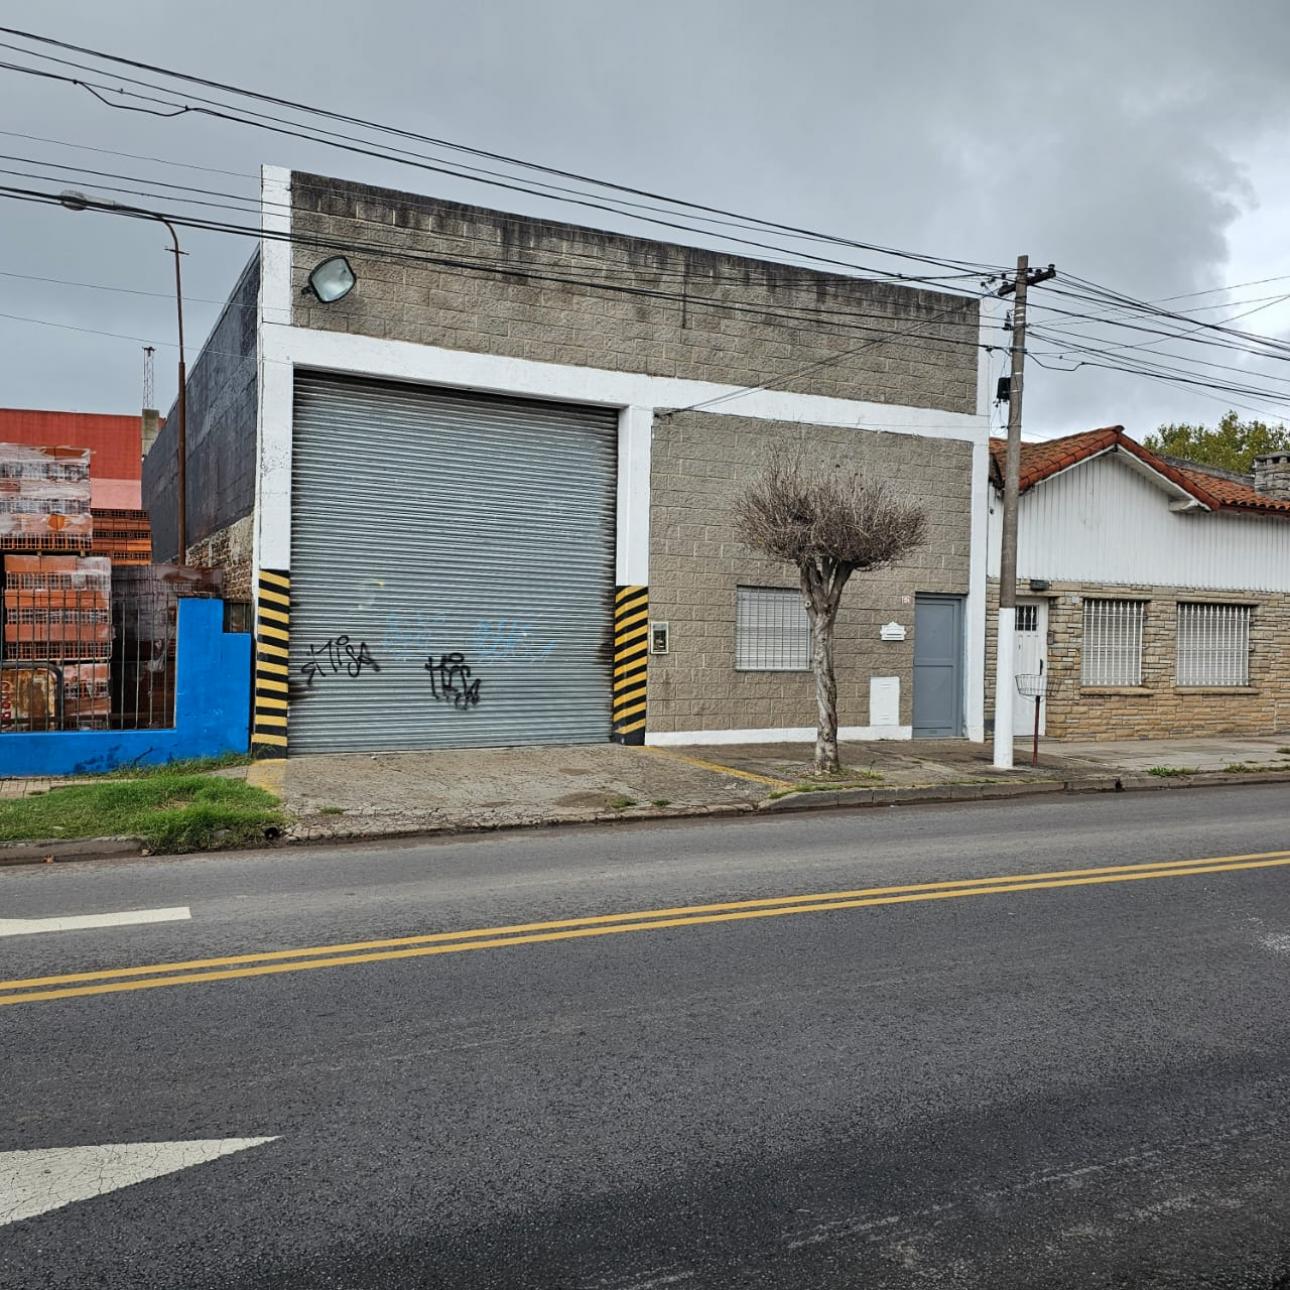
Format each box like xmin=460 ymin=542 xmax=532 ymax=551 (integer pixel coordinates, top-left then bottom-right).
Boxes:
xmin=2 ymin=0 xmax=1289 ymax=439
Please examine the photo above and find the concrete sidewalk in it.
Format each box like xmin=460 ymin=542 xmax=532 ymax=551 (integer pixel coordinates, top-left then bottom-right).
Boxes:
xmin=245 ymin=733 xmax=1290 ymax=844
xmin=1041 ymin=734 xmax=1290 ymax=773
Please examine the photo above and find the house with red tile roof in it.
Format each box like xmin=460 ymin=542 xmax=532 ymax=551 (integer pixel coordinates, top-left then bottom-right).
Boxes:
xmin=986 ymin=426 xmax=1290 ymax=741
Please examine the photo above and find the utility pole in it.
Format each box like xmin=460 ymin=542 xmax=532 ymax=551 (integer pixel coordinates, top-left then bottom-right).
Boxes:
xmin=992 ymin=255 xmax=1056 ymax=770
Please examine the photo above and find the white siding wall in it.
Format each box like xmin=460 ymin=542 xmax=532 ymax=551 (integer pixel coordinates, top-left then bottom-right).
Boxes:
xmin=987 ymin=451 xmax=1290 ymax=591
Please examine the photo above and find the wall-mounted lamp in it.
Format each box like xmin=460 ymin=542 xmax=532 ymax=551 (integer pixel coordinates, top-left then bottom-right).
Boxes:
xmin=1029 ymin=578 xmax=1051 ymax=592
xmin=303 ymin=255 xmax=356 ymax=303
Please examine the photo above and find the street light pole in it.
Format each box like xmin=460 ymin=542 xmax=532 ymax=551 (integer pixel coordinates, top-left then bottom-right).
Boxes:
xmin=163 ymin=217 xmax=188 ymax=562
xmin=59 ymin=191 xmax=188 ymax=562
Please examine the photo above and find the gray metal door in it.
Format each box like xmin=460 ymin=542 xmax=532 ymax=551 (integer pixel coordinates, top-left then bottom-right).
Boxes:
xmin=288 ymin=373 xmax=617 ymax=752
xmin=913 ymin=594 xmax=964 ymax=737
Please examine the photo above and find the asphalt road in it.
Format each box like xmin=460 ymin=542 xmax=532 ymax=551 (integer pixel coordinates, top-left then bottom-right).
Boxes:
xmin=3 ymin=783 xmax=1290 ymax=1288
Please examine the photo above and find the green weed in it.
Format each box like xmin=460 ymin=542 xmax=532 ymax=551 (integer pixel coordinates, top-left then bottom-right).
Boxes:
xmin=0 ymin=774 xmax=282 ymax=853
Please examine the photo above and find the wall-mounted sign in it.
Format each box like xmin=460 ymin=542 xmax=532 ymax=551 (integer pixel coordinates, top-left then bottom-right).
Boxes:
xmin=650 ymin=621 xmax=670 ymax=655
xmin=879 ymin=621 xmax=907 ymax=642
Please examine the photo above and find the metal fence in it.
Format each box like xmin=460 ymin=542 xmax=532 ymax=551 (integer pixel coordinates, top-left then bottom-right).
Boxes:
xmin=0 ymin=561 xmax=225 ymax=733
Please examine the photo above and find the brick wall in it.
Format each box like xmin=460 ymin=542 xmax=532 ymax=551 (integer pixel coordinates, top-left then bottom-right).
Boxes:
xmin=985 ymin=578 xmax=1290 ymax=739
xmin=290 ymin=174 xmax=979 ymax=414
xmin=184 ymin=514 xmax=254 ymax=604
xmin=648 ymin=413 xmax=973 ymax=733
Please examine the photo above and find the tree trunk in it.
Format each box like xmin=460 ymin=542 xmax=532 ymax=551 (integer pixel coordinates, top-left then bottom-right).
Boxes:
xmin=801 ymin=561 xmax=843 ymax=775
xmin=811 ymin=610 xmax=839 ymax=773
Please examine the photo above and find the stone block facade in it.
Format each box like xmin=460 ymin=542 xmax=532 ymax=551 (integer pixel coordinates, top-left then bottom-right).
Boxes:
xmin=648 ymin=413 xmax=973 ymax=733
xmin=289 ymin=174 xmax=979 ymax=414
xmin=184 ymin=514 xmax=254 ymax=605
xmin=985 ymin=578 xmax=1290 ymax=739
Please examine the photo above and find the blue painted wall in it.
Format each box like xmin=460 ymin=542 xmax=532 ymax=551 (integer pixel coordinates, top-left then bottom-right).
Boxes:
xmin=0 ymin=599 xmax=252 ymax=776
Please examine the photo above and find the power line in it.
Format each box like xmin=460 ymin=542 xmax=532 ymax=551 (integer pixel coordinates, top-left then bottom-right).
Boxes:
xmin=0 ymin=34 xmax=1008 ymax=291
xmin=1043 ymin=275 xmax=1290 ymax=360
xmin=0 ymin=127 xmax=259 ymax=179
xmin=9 ymin=29 xmax=1288 ymax=423
xmin=0 ymin=150 xmax=990 ymax=295
xmin=0 ymin=266 xmax=235 ymax=306
xmin=0 ymin=26 xmax=1008 ymax=278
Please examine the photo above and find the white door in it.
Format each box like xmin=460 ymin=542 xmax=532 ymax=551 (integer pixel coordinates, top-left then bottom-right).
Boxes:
xmin=1012 ymin=599 xmax=1047 ymax=736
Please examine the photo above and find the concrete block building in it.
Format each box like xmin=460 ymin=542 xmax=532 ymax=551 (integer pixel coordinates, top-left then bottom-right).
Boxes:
xmin=144 ymin=167 xmax=993 ymax=756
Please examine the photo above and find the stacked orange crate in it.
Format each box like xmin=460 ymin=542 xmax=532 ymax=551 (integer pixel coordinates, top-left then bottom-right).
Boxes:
xmin=3 ymin=555 xmax=112 ymax=727
xmin=91 ymin=509 xmax=152 ymax=565
xmin=0 ymin=445 xmax=93 ymax=552
xmin=0 ymin=445 xmax=106 ymax=728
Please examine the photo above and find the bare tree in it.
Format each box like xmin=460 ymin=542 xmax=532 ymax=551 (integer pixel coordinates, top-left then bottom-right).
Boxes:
xmin=734 ymin=442 xmax=928 ymax=774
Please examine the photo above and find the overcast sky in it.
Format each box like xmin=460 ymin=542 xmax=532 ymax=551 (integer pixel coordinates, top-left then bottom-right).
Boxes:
xmin=3 ymin=0 xmax=1290 ymax=441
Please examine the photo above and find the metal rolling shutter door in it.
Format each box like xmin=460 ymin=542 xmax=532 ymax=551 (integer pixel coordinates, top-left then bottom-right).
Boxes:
xmin=288 ymin=373 xmax=617 ymax=752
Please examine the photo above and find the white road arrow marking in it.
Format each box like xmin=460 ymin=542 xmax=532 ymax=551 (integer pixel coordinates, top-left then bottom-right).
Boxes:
xmin=0 ymin=906 xmax=191 ymax=937
xmin=0 ymin=1138 xmax=278 ymax=1225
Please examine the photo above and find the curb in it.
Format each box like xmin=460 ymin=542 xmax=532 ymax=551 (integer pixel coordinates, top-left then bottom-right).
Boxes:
xmin=0 ymin=837 xmax=144 ymax=867
xmin=281 ymin=801 xmax=759 ymax=846
xmin=1 ymin=770 xmax=1286 ymax=866
xmin=759 ymin=768 xmax=1290 ymax=812
xmin=759 ymin=779 xmax=1066 ymax=812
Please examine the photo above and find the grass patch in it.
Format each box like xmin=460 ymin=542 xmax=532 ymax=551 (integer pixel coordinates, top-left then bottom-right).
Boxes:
xmin=99 ymin=752 xmax=252 ymax=780
xmin=607 ymin=795 xmax=637 ymax=810
xmin=650 ymin=799 xmax=672 ymax=808
xmin=1222 ymin=761 xmax=1290 ymax=774
xmin=767 ymin=772 xmax=883 ymax=801
xmin=1146 ymin=765 xmax=1197 ymax=778
xmin=0 ymin=774 xmax=282 ymax=853
xmin=318 ymin=805 xmax=346 ymax=816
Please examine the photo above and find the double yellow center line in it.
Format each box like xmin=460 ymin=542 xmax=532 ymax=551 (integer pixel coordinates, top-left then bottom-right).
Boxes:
xmin=4 ymin=848 xmax=1289 ymax=1008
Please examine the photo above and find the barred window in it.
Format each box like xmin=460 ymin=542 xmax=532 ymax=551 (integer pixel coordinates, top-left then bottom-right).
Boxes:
xmin=1082 ymin=599 xmax=1144 ymax=686
xmin=736 ymin=586 xmax=811 ymax=671
xmin=1177 ymin=603 xmax=1250 ymax=686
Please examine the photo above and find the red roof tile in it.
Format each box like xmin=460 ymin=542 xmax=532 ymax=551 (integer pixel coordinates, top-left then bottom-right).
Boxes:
xmin=988 ymin=427 xmax=1290 ymax=516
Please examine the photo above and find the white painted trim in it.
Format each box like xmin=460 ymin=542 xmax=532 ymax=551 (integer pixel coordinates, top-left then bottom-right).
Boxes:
xmin=647 ymin=724 xmax=913 ymax=746
xmin=617 ymin=406 xmax=652 ymax=585
xmin=258 ymin=325 xmax=987 ymax=443
xmin=254 ymin=355 xmax=295 ymax=579
xmin=1111 ymin=447 xmax=1208 ymax=505
xmin=260 ymin=165 xmax=292 ymax=327
xmin=1017 ymin=444 xmax=1207 ymax=510
xmin=253 ymin=164 xmax=295 ymax=589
